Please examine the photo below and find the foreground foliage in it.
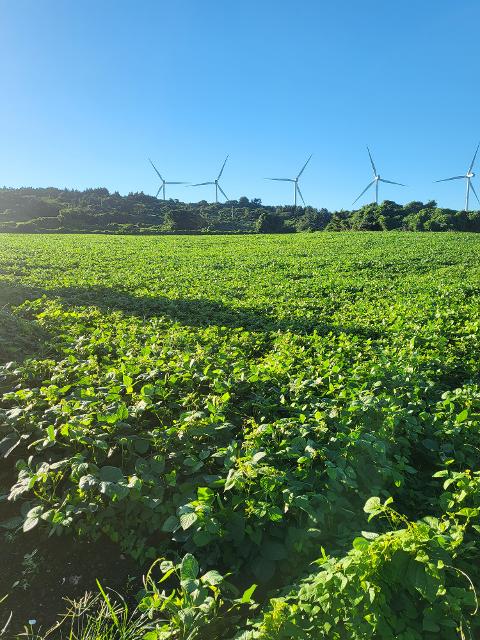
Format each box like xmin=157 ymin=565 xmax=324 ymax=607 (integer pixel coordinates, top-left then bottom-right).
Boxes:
xmin=1 ymin=232 xmax=480 ymax=637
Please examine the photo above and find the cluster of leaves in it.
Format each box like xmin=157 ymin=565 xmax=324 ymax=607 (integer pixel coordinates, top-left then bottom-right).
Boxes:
xmin=0 ymin=187 xmax=301 ymax=234
xmin=1 ymin=187 xmax=480 ymax=234
xmin=241 ymin=487 xmax=480 ymax=639
xmin=1 ymin=232 xmax=480 ymax=637
xmin=328 ymin=200 xmax=480 ymax=232
xmin=21 ymin=554 xmax=257 ymax=640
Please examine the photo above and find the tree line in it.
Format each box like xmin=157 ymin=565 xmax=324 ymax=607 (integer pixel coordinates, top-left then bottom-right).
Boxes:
xmin=0 ymin=187 xmax=479 ymax=233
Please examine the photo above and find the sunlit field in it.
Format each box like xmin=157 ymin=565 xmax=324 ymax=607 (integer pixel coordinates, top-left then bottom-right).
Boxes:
xmin=1 ymin=232 xmax=480 ymax=638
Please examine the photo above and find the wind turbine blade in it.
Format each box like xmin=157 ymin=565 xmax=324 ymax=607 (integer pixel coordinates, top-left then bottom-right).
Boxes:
xmin=296 ymin=184 xmax=306 ymax=206
xmin=266 ymin=178 xmax=295 ymax=182
xmin=218 ymin=185 xmax=229 ymax=201
xmin=353 ymin=179 xmax=376 ymax=205
xmin=468 ymin=142 xmax=480 ymax=173
xmin=149 ymin=158 xmax=164 ymax=182
xmin=435 ymin=176 xmax=465 ymax=183
xmin=165 ymin=181 xmax=189 ymax=184
xmin=155 ymin=187 xmax=162 ymax=198
xmin=296 ymin=154 xmax=312 ymax=179
xmin=469 ymin=180 xmax=480 ymax=207
xmin=380 ymin=178 xmax=406 ymax=186
xmin=190 ymin=182 xmax=215 ymax=186
xmin=217 ymin=155 xmax=229 ymax=180
xmin=367 ymin=147 xmax=377 ymax=176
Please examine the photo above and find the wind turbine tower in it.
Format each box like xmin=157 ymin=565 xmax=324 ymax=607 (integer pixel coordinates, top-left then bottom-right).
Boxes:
xmin=353 ymin=147 xmax=405 ymax=205
xmin=190 ymin=156 xmax=230 ymax=203
xmin=149 ymin=159 xmax=188 ymax=199
xmin=266 ymin=155 xmax=312 ymax=207
xmin=435 ymin=143 xmax=480 ymax=212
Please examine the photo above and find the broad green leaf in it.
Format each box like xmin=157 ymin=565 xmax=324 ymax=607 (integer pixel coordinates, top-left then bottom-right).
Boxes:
xmin=99 ymin=466 xmax=124 ymax=482
xmin=363 ymin=497 xmax=381 ymax=514
xmin=201 ymin=570 xmax=223 ymax=586
xmin=161 ymin=516 xmax=179 ymax=532
xmin=180 ymin=554 xmax=199 ymax=581
xmin=23 ymin=517 xmax=39 ymax=532
xmin=251 ymin=451 xmax=267 ymax=464
xmin=352 ymin=537 xmax=370 ymax=551
xmin=179 ymin=511 xmax=198 ymax=530
xmin=240 ymin=583 xmax=257 ymax=603
xmin=79 ymin=474 xmax=97 ymax=491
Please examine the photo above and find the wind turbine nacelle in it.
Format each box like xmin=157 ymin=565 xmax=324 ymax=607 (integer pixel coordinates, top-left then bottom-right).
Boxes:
xmin=467 ymin=172 xmax=475 ymax=178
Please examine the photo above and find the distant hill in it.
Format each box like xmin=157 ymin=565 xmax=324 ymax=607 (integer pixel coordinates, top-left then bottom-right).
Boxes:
xmin=0 ymin=187 xmax=479 ymax=233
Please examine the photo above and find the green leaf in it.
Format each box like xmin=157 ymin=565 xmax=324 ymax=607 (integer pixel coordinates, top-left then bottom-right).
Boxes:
xmin=23 ymin=517 xmax=39 ymax=532
xmin=421 ymin=516 xmax=439 ymax=528
xmin=99 ymin=481 xmax=129 ymax=500
xmin=251 ymin=451 xmax=267 ymax=464
xmin=141 ymin=384 xmax=155 ymax=397
xmin=363 ymin=497 xmax=381 ymax=514
xmin=353 ymin=537 xmax=370 ymax=551
xmin=134 ymin=438 xmax=150 ymax=454
xmin=79 ymin=474 xmax=97 ymax=491
xmin=361 ymin=531 xmax=379 ymax=540
xmin=201 ymin=570 xmax=223 ymax=586
xmin=180 ymin=554 xmax=199 ymax=581
xmin=457 ymin=507 xmax=479 ymax=518
xmin=99 ymin=466 xmax=124 ymax=482
xmin=0 ymin=434 xmax=22 ymax=458
xmin=266 ymin=506 xmax=283 ymax=522
xmin=192 ymin=530 xmax=211 ymax=547
xmin=197 ymin=486 xmax=214 ymax=502
xmin=421 ymin=438 xmax=438 ymax=451
xmin=240 ymin=584 xmax=257 ymax=603
xmin=180 ymin=511 xmax=198 ymax=531
xmin=224 ymin=469 xmax=237 ymax=491
xmin=422 ymin=617 xmax=440 ymax=632
xmin=26 ymin=506 xmax=44 ymax=519
xmin=456 ymin=409 xmax=468 ymax=423
xmin=161 ymin=516 xmax=179 ymax=532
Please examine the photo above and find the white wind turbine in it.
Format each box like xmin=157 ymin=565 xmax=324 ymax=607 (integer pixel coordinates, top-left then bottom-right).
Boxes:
xmin=353 ymin=147 xmax=405 ymax=205
xmin=266 ymin=155 xmax=312 ymax=207
xmin=149 ymin=159 xmax=189 ymax=200
xmin=435 ymin=143 xmax=480 ymax=212
xmin=190 ymin=156 xmax=230 ymax=203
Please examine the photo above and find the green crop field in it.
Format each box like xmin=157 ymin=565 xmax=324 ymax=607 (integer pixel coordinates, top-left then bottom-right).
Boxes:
xmin=1 ymin=232 xmax=480 ymax=639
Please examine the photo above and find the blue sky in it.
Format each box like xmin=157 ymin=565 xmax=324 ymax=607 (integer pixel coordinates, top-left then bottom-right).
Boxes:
xmin=1 ymin=0 xmax=479 ymax=210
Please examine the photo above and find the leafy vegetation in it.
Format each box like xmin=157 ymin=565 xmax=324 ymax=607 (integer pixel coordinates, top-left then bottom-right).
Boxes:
xmin=1 ymin=232 xmax=480 ymax=637
xmin=1 ymin=187 xmax=480 ymax=233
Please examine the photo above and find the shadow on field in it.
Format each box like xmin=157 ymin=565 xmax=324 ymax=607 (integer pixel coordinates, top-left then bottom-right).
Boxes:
xmin=0 ymin=280 xmax=42 ymax=307
xmin=0 ymin=281 xmax=51 ymax=363
xmin=48 ymin=285 xmax=380 ymax=338
xmin=0 ymin=280 xmax=380 ymax=339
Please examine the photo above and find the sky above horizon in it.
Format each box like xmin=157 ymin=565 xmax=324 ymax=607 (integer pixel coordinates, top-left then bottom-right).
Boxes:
xmin=1 ymin=0 xmax=479 ymax=210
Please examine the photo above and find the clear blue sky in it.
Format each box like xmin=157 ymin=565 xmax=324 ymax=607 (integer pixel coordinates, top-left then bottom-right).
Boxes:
xmin=1 ymin=0 xmax=479 ymax=210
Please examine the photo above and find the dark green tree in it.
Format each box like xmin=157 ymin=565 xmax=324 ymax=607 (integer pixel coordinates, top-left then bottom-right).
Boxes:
xmin=255 ymin=211 xmax=285 ymax=233
xmin=296 ymin=208 xmax=331 ymax=231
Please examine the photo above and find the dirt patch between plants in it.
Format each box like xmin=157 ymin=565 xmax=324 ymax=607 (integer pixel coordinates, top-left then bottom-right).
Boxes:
xmin=1 ymin=530 xmax=142 ymax=637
